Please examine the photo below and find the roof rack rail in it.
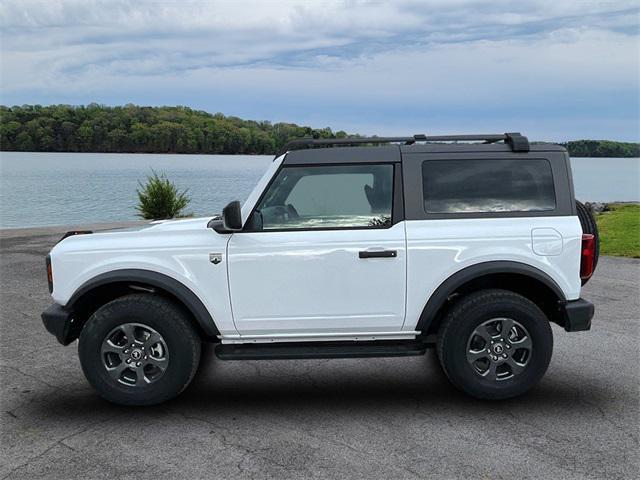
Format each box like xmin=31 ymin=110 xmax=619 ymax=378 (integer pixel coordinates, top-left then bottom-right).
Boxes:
xmin=276 ymin=132 xmax=529 ymax=156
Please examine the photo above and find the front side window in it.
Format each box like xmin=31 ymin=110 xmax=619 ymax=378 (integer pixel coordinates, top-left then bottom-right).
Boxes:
xmin=422 ymin=159 xmax=556 ymax=214
xmin=252 ymin=164 xmax=394 ymax=230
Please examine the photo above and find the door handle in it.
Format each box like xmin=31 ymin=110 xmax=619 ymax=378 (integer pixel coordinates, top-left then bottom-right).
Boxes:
xmin=358 ymin=250 xmax=398 ymax=259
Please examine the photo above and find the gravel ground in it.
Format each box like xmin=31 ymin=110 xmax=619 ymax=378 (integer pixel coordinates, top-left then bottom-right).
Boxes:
xmin=1 ymin=225 xmax=638 ymax=480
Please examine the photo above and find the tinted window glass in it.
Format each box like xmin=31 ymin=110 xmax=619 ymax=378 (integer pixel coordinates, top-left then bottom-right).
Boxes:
xmin=255 ymin=164 xmax=393 ymax=230
xmin=422 ymin=159 xmax=556 ymax=214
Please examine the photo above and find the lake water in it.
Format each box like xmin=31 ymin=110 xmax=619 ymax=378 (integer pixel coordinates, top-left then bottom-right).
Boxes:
xmin=0 ymin=152 xmax=638 ymax=229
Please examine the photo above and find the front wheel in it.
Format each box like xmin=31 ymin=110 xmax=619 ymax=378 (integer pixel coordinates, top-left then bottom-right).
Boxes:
xmin=437 ymin=289 xmax=553 ymax=400
xmin=78 ymin=293 xmax=201 ymax=406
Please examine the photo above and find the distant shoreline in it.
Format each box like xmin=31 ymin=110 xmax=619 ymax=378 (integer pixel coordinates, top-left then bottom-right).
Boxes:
xmin=2 ymin=105 xmax=639 ymax=158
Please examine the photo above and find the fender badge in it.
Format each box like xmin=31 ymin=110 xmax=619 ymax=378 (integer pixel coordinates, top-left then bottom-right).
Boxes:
xmin=209 ymin=253 xmax=222 ymax=265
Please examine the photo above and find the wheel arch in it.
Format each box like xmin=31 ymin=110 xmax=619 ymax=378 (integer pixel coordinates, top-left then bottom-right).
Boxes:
xmin=417 ymin=261 xmax=567 ymax=335
xmin=67 ymin=269 xmax=220 ymax=341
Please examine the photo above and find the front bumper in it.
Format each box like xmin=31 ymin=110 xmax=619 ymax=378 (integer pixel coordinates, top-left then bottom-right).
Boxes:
xmin=41 ymin=303 xmax=78 ymax=345
xmin=561 ymin=298 xmax=594 ymax=332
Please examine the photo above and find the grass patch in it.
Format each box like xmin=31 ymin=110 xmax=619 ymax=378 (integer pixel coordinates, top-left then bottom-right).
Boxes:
xmin=595 ymin=204 xmax=640 ymax=258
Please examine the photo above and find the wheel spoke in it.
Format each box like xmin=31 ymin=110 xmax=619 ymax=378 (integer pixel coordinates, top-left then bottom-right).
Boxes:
xmin=101 ymin=340 xmax=124 ymax=355
xmin=467 ymin=349 xmax=489 ymax=363
xmin=472 ymin=325 xmax=492 ymax=345
xmin=510 ymin=335 xmax=532 ymax=351
xmin=120 ymin=323 xmax=137 ymax=344
xmin=106 ymin=362 xmax=128 ymax=380
xmin=506 ymin=357 xmax=526 ymax=375
xmin=484 ymin=322 xmax=502 ymax=340
xmin=483 ymin=361 xmax=498 ymax=381
xmin=500 ymin=318 xmax=515 ymax=340
xmin=143 ymin=331 xmax=162 ymax=349
xmin=145 ymin=356 xmax=168 ymax=370
xmin=135 ymin=371 xmax=149 ymax=387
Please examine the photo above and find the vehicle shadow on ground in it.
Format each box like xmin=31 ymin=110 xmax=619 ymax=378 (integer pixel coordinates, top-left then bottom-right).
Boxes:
xmin=25 ymin=345 xmax=602 ymax=422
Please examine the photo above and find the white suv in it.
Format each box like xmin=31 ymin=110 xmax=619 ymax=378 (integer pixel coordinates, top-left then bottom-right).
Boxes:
xmin=42 ymin=133 xmax=597 ymax=406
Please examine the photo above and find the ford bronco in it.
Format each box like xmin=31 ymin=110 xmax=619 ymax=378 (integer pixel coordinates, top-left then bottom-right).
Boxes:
xmin=42 ymin=133 xmax=597 ymax=405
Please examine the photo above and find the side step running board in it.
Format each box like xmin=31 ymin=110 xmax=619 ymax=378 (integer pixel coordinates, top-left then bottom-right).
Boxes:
xmin=215 ymin=340 xmax=429 ymax=361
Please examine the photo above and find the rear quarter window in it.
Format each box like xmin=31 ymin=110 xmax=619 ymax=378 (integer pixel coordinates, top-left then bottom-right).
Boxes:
xmin=422 ymin=158 xmax=556 ymax=214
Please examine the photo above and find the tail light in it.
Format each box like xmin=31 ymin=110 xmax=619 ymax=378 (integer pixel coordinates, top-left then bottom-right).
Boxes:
xmin=580 ymin=234 xmax=596 ymax=281
xmin=46 ymin=255 xmax=53 ymax=293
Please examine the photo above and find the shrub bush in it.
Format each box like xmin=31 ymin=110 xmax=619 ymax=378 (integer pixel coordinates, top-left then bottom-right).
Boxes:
xmin=136 ymin=170 xmax=191 ymax=220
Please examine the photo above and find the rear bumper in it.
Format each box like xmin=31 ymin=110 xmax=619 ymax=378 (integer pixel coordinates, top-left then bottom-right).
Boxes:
xmin=561 ymin=298 xmax=594 ymax=332
xmin=41 ymin=303 xmax=77 ymax=345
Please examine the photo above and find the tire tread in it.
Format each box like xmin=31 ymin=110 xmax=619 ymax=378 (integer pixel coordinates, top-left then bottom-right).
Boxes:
xmin=576 ymin=200 xmax=600 ymax=280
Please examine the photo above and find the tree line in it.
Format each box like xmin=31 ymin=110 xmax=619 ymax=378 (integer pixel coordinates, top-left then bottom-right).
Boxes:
xmin=559 ymin=140 xmax=639 ymax=158
xmin=1 ymin=104 xmax=638 ymax=157
xmin=0 ymin=104 xmax=349 ymax=155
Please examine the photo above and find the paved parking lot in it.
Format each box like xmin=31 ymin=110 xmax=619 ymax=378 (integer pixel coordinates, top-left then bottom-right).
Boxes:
xmin=1 ymin=226 xmax=638 ymax=479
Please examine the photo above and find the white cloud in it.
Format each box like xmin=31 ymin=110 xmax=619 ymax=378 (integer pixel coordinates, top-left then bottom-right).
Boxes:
xmin=0 ymin=0 xmax=638 ymax=140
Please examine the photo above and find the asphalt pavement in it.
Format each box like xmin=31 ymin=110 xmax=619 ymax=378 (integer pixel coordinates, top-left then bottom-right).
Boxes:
xmin=1 ymin=225 xmax=638 ymax=479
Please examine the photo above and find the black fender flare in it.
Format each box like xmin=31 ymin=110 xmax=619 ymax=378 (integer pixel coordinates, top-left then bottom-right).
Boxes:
xmin=415 ymin=261 xmax=566 ymax=333
xmin=67 ymin=269 xmax=220 ymax=337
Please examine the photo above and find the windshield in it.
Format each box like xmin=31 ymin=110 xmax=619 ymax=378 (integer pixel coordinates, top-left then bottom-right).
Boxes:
xmin=240 ymin=155 xmax=286 ymax=223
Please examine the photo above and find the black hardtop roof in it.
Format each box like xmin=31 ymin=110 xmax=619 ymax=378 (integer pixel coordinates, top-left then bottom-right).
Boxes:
xmin=281 ymin=133 xmax=568 ymax=165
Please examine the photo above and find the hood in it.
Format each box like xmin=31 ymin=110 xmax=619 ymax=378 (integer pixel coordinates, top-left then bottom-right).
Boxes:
xmin=52 ymin=216 xmax=222 ymax=256
xmin=145 ymin=216 xmax=216 ymax=232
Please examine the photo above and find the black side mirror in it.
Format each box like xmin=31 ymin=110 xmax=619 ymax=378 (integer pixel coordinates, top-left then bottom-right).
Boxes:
xmin=222 ymin=200 xmax=243 ymax=231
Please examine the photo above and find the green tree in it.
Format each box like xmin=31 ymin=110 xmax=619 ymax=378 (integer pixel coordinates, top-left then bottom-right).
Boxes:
xmin=136 ymin=170 xmax=191 ymax=220
xmin=0 ymin=104 xmax=363 ymax=154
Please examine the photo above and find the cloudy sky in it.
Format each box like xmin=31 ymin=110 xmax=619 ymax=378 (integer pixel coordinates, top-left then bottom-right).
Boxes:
xmin=1 ymin=0 xmax=638 ymax=141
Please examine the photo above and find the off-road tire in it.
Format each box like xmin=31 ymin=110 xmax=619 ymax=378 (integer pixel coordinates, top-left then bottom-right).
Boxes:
xmin=576 ymin=200 xmax=600 ymax=283
xmin=437 ymin=289 xmax=553 ymax=400
xmin=78 ymin=293 xmax=201 ymax=406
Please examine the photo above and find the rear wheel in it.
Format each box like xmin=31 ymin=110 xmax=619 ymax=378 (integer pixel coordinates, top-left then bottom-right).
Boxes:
xmin=78 ymin=293 xmax=201 ymax=406
xmin=437 ymin=289 xmax=553 ymax=400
